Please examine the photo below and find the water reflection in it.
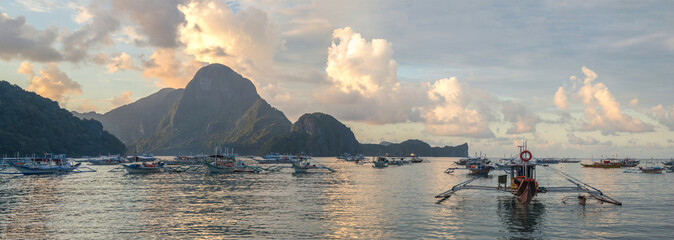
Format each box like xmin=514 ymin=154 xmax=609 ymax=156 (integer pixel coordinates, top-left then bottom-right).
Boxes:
xmin=497 ymin=196 xmax=545 ymax=237
xmin=0 ymin=176 xmax=61 ymax=239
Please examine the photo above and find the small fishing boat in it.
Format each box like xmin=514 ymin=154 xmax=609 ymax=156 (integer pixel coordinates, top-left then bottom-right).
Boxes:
xmin=663 ymin=159 xmax=674 ymax=166
xmin=455 ymin=156 xmax=490 ymax=165
xmin=256 ymin=153 xmax=300 ymax=164
xmin=388 ymin=157 xmax=411 ymax=166
xmin=409 ymin=153 xmax=424 ymax=163
xmin=581 ymin=159 xmax=625 ymax=168
xmin=206 ymin=154 xmax=257 ymax=173
xmin=466 ymin=162 xmax=493 ymax=175
xmin=291 ymin=157 xmax=336 ymax=173
xmin=88 ymin=155 xmax=123 ymax=165
xmin=536 ymin=158 xmax=560 ymax=164
xmin=9 ymin=154 xmax=83 ymax=175
xmin=122 ymin=162 xmax=165 ymax=173
xmin=372 ymin=156 xmax=389 ymax=168
xmin=639 ymin=166 xmax=664 ymax=173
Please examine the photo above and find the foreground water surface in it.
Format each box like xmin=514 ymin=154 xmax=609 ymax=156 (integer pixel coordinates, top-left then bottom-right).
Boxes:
xmin=1 ymin=157 xmax=672 ymax=239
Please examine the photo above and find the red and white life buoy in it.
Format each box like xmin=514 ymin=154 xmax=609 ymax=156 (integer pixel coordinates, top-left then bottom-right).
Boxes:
xmin=520 ymin=150 xmax=532 ymax=162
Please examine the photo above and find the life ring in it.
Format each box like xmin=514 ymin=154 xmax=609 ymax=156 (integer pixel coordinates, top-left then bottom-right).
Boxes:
xmin=520 ymin=150 xmax=532 ymax=162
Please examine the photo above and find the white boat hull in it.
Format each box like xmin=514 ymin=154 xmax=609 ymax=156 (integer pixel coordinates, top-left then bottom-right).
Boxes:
xmin=10 ymin=163 xmax=78 ymax=175
xmin=206 ymin=163 xmax=255 ymax=173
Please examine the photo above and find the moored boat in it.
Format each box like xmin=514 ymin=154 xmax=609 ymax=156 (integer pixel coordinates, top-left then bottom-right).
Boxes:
xmin=581 ymin=159 xmax=625 ymax=168
xmin=372 ymin=156 xmax=389 ymax=168
xmin=206 ymin=155 xmax=257 ymax=173
xmin=639 ymin=166 xmax=663 ymax=173
xmin=88 ymin=155 xmax=123 ymax=165
xmin=122 ymin=162 xmax=165 ymax=173
xmin=409 ymin=153 xmax=424 ymax=163
xmin=256 ymin=153 xmax=300 ymax=164
xmin=9 ymin=154 xmax=82 ymax=175
xmin=291 ymin=157 xmax=336 ymax=173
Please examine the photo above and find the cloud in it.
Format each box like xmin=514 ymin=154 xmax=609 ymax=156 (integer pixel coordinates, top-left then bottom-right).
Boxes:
xmin=69 ymin=2 xmax=92 ymax=24
xmin=177 ymin=0 xmax=279 ymax=82
xmin=423 ymin=77 xmax=495 ymax=138
xmin=111 ymin=0 xmax=187 ymax=48
xmin=142 ymin=48 xmax=203 ymax=88
xmin=326 ymin=27 xmax=398 ymax=95
xmin=557 ymin=66 xmax=653 ymax=135
xmin=318 ymin=27 xmax=426 ymax=124
xmin=500 ymin=100 xmax=541 ymax=134
xmin=0 ymin=12 xmax=62 ymax=62
xmin=76 ymin=101 xmax=98 ymax=112
xmin=106 ymin=52 xmax=136 ymax=72
xmin=554 ymin=86 xmax=568 ymax=110
xmin=17 ymin=62 xmax=82 ymax=103
xmin=111 ymin=91 xmax=132 ymax=108
xmin=61 ymin=9 xmax=120 ymax=62
xmin=648 ymin=104 xmax=674 ymax=131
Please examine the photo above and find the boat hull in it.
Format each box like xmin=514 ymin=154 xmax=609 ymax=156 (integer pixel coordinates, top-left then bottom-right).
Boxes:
xmin=373 ymin=162 xmax=388 ymax=168
xmin=206 ymin=163 xmax=255 ymax=173
xmin=514 ymin=178 xmax=537 ymax=205
xmin=581 ymin=163 xmax=624 ymax=168
xmin=122 ymin=164 xmax=163 ymax=173
xmin=10 ymin=162 xmax=79 ymax=175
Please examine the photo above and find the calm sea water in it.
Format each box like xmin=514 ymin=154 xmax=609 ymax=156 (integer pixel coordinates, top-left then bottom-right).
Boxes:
xmin=1 ymin=157 xmax=672 ymax=239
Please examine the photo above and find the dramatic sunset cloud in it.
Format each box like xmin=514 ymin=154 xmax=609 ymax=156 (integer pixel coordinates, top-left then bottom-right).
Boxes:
xmin=556 ymin=66 xmax=653 ymax=135
xmin=18 ymin=62 xmax=82 ymax=103
xmin=106 ymin=52 xmax=136 ymax=73
xmin=141 ymin=48 xmax=203 ymax=88
xmin=177 ymin=0 xmax=279 ymax=82
xmin=423 ymin=77 xmax=494 ymax=138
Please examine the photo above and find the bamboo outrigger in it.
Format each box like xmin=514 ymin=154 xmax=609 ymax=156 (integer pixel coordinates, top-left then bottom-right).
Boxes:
xmin=436 ymin=143 xmax=622 ymax=206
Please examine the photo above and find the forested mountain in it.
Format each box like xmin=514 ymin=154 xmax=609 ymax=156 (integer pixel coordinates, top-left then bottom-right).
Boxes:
xmin=0 ymin=81 xmax=125 ymax=156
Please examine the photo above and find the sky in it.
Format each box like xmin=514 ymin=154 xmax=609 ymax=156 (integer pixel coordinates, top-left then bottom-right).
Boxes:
xmin=1 ymin=0 xmax=673 ymax=158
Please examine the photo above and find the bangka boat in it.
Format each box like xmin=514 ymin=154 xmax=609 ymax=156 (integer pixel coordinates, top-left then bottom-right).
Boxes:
xmin=206 ymin=154 xmax=257 ymax=173
xmin=88 ymin=155 xmax=123 ymax=165
xmin=621 ymin=158 xmax=640 ymax=167
xmin=388 ymin=157 xmax=411 ymax=166
xmin=639 ymin=166 xmax=664 ymax=173
xmin=535 ymin=158 xmax=560 ymax=164
xmin=559 ymin=158 xmax=581 ymax=163
xmin=126 ymin=154 xmax=156 ymax=162
xmin=409 ymin=153 xmax=424 ymax=163
xmin=372 ymin=156 xmax=389 ymax=168
xmin=122 ymin=162 xmax=165 ymax=173
xmin=581 ymin=159 xmax=625 ymax=168
xmin=455 ymin=156 xmax=490 ymax=165
xmin=663 ymin=159 xmax=674 ymax=166
xmin=291 ymin=157 xmax=336 ymax=174
xmin=436 ymin=143 xmax=622 ymax=206
xmin=8 ymin=154 xmax=84 ymax=175
xmin=256 ymin=153 xmax=301 ymax=164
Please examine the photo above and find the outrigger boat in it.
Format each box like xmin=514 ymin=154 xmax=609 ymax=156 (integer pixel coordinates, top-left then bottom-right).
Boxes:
xmin=205 ymin=147 xmax=259 ymax=173
xmin=455 ymin=156 xmax=490 ymax=165
xmin=581 ymin=158 xmax=624 ymax=168
xmin=291 ymin=156 xmax=336 ymax=173
xmin=372 ymin=156 xmax=389 ymax=168
xmin=6 ymin=154 xmax=91 ymax=175
xmin=436 ymin=143 xmax=622 ymax=206
xmin=122 ymin=161 xmax=165 ymax=173
xmin=88 ymin=155 xmax=124 ymax=165
xmin=639 ymin=165 xmax=664 ymax=173
xmin=409 ymin=153 xmax=424 ymax=163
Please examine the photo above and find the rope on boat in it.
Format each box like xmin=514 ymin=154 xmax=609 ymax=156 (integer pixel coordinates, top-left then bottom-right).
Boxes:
xmin=435 ymin=174 xmax=486 ymax=204
xmin=545 ymin=166 xmax=622 ymax=205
